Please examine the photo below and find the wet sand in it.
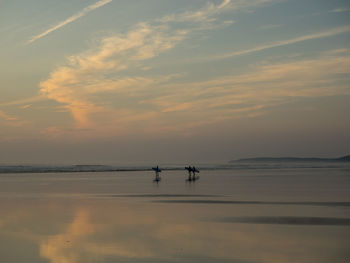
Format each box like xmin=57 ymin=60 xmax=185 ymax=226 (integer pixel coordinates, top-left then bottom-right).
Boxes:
xmin=0 ymin=168 xmax=349 ymax=262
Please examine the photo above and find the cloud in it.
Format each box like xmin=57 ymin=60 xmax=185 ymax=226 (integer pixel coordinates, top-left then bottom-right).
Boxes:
xmin=332 ymin=7 xmax=350 ymax=13
xmin=27 ymin=0 xmax=112 ymax=44
xmin=0 ymin=95 xmax=44 ymax=107
xmin=259 ymin=24 xmax=282 ymax=30
xmin=159 ymin=0 xmax=275 ymax=23
xmin=211 ymin=25 xmax=350 ymax=59
xmin=38 ymin=1 xmax=350 ymax=138
xmin=0 ymin=110 xmax=17 ymax=121
xmin=20 ymin=104 xmax=32 ymax=109
xmin=140 ymin=51 xmax=350 ymax=128
xmin=159 ymin=0 xmax=231 ymax=23
xmin=0 ymin=109 xmax=29 ymax=135
xmin=40 ymin=0 xmax=279 ymax=132
xmin=39 ymin=22 xmax=187 ymax=128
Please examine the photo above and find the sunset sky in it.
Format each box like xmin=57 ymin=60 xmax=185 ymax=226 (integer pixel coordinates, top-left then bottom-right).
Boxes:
xmin=1 ymin=0 xmax=349 ymax=164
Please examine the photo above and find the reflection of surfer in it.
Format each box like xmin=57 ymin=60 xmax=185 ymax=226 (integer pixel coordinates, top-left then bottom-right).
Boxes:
xmin=152 ymin=166 xmax=162 ymax=182
xmin=185 ymin=166 xmax=193 ymax=181
xmin=192 ymin=166 xmax=199 ymax=180
xmin=185 ymin=166 xmax=193 ymax=180
xmin=185 ymin=166 xmax=200 ymax=181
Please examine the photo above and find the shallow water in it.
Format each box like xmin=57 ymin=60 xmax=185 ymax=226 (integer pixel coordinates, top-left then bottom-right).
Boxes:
xmin=0 ymin=166 xmax=349 ymax=262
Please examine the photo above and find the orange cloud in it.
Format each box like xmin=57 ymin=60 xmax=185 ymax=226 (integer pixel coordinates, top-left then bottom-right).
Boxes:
xmin=39 ymin=23 xmax=187 ymax=129
xmin=0 ymin=110 xmax=17 ymax=121
xmin=39 ymin=49 xmax=350 ymax=139
xmin=37 ymin=0 xmax=350 ymax=139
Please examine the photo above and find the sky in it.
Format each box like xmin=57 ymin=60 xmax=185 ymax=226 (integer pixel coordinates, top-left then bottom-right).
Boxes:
xmin=0 ymin=0 xmax=349 ymax=164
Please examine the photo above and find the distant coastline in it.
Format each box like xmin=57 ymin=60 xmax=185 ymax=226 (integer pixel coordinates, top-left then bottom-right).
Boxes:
xmin=1 ymin=156 xmax=350 ymax=174
xmin=231 ymin=155 xmax=350 ymax=162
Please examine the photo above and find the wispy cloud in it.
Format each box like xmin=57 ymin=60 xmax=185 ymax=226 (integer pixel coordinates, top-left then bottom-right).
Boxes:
xmin=39 ymin=0 xmax=279 ymax=130
xmin=332 ymin=7 xmax=350 ymax=13
xmin=0 ymin=110 xmax=17 ymax=121
xmin=159 ymin=0 xmax=275 ymax=24
xmin=0 ymin=95 xmax=44 ymax=107
xmin=38 ymin=0 xmax=350 ymax=138
xmin=211 ymin=25 xmax=350 ymax=59
xmin=259 ymin=24 xmax=282 ymax=30
xmin=27 ymin=0 xmax=112 ymax=44
xmin=138 ymin=50 xmax=350 ymax=131
xmin=39 ymin=22 xmax=187 ymax=127
xmin=0 ymin=109 xmax=28 ymax=129
xmin=159 ymin=0 xmax=231 ymax=23
xmin=20 ymin=104 xmax=32 ymax=109
xmin=41 ymin=48 xmax=350 ymax=138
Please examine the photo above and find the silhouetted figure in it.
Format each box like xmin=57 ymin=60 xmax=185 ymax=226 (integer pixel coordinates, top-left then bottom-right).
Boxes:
xmin=192 ymin=166 xmax=199 ymax=181
xmin=185 ymin=166 xmax=200 ymax=181
xmin=152 ymin=165 xmax=162 ymax=182
xmin=185 ymin=166 xmax=193 ymax=181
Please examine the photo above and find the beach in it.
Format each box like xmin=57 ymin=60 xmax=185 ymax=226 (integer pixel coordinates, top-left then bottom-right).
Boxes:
xmin=2 ymin=0 xmax=350 ymax=262
xmin=0 ymin=163 xmax=350 ymax=263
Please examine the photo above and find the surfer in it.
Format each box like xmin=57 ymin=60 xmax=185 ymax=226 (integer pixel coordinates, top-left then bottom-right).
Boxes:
xmin=152 ymin=165 xmax=162 ymax=182
xmin=185 ymin=166 xmax=193 ymax=181
xmin=191 ymin=166 xmax=200 ymax=181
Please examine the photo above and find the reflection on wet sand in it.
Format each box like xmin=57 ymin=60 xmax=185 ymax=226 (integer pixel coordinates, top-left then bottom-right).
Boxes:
xmin=220 ymin=216 xmax=350 ymax=226
xmin=1 ymin=198 xmax=349 ymax=263
xmin=153 ymin=199 xmax=350 ymax=207
xmin=39 ymin=206 xmax=157 ymax=262
xmin=1 ymin=167 xmax=350 ymax=263
xmin=40 ymin=209 xmax=95 ymax=263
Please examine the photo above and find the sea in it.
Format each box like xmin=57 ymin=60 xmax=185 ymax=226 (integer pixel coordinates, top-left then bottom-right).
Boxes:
xmin=0 ymin=161 xmax=349 ymax=263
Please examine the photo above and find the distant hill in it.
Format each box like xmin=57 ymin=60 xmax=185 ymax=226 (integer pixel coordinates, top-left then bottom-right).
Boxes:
xmin=230 ymin=155 xmax=350 ymax=162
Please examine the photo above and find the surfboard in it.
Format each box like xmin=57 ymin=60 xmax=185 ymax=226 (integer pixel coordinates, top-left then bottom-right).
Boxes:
xmin=152 ymin=167 xmax=161 ymax=172
xmin=185 ymin=167 xmax=199 ymax=173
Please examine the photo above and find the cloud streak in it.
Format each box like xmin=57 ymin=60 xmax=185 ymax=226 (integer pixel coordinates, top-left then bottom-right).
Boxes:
xmin=332 ymin=7 xmax=350 ymax=13
xmin=40 ymin=0 xmax=276 ymax=130
xmin=0 ymin=95 xmax=44 ymax=107
xmin=159 ymin=0 xmax=275 ymax=23
xmin=212 ymin=25 xmax=350 ymax=59
xmin=27 ymin=0 xmax=112 ymax=44
xmin=37 ymin=1 xmax=350 ymax=138
xmin=139 ymin=51 xmax=350 ymax=130
xmin=0 ymin=110 xmax=17 ymax=121
xmin=39 ymin=22 xmax=187 ymax=127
